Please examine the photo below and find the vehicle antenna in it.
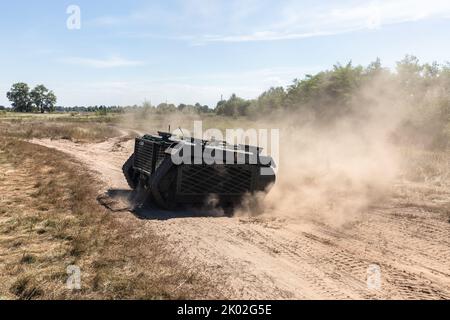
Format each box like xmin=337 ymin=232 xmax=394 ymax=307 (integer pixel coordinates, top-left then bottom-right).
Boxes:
xmin=178 ymin=126 xmax=185 ymax=138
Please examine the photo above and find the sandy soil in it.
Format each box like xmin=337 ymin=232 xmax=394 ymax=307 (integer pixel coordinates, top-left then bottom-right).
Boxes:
xmin=30 ymin=134 xmax=450 ymax=300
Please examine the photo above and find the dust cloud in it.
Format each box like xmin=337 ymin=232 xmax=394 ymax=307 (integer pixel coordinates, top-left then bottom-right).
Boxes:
xmin=236 ymin=75 xmax=409 ymax=227
xmin=119 ymin=74 xmax=425 ymax=227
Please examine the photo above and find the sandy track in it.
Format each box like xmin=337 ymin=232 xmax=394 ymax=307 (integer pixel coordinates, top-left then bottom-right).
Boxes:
xmin=31 ymin=135 xmax=450 ymax=300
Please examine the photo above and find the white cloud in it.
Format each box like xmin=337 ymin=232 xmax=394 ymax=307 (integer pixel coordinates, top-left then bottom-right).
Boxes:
xmin=103 ymin=0 xmax=450 ymax=43
xmin=63 ymin=56 xmax=144 ymax=68
xmin=202 ymin=0 xmax=450 ymax=42
xmin=201 ymin=30 xmax=337 ymax=43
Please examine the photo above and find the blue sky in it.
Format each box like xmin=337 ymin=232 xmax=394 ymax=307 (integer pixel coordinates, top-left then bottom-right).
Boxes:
xmin=1 ymin=0 xmax=450 ymax=107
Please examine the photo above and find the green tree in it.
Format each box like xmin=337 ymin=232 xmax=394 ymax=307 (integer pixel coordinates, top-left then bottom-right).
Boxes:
xmin=366 ymin=57 xmax=382 ymax=72
xmin=326 ymin=62 xmax=363 ymax=104
xmin=282 ymin=61 xmax=364 ymax=120
xmin=194 ymin=102 xmax=210 ymax=113
xmin=396 ymin=55 xmax=423 ymax=94
xmin=215 ymin=94 xmax=251 ymax=117
xmin=396 ymin=55 xmax=422 ymax=78
xmin=6 ymin=82 xmax=32 ymax=112
xmin=30 ymin=84 xmax=57 ymax=113
xmin=43 ymin=91 xmax=57 ymax=113
xmin=250 ymin=87 xmax=286 ymax=116
xmin=156 ymin=103 xmax=177 ymax=113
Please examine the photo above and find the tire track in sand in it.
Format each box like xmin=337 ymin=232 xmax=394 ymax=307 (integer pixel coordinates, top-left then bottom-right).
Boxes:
xmin=30 ymin=135 xmax=450 ymax=300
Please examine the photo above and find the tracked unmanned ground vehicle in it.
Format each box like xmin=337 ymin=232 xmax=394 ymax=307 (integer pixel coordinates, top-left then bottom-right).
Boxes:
xmin=122 ymin=132 xmax=276 ymax=210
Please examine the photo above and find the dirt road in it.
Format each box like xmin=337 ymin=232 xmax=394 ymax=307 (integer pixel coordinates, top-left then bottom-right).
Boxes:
xmin=31 ymin=135 xmax=450 ymax=300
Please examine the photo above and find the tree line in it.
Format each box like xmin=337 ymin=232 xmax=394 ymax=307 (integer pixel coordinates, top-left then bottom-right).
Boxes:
xmin=3 ymin=55 xmax=448 ymax=148
xmin=214 ymin=55 xmax=449 ymax=149
xmin=56 ymin=102 xmax=213 ymax=115
xmin=4 ymin=55 xmax=448 ymax=120
xmin=216 ymin=56 xmax=449 ymax=119
xmin=6 ymin=83 xmax=57 ymax=113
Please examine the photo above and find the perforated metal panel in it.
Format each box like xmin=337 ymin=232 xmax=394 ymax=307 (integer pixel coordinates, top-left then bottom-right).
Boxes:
xmin=134 ymin=139 xmax=154 ymax=173
xmin=177 ymin=165 xmax=253 ymax=195
xmin=155 ymin=145 xmax=167 ymax=170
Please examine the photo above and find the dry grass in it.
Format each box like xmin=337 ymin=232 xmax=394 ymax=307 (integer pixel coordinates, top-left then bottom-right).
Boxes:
xmin=0 ymin=119 xmax=121 ymax=143
xmin=0 ymin=111 xmax=118 ymax=122
xmin=399 ymin=148 xmax=449 ymax=187
xmin=119 ymin=112 xmax=258 ymax=134
xmin=392 ymin=147 xmax=450 ymax=223
xmin=0 ymin=137 xmax=218 ymax=300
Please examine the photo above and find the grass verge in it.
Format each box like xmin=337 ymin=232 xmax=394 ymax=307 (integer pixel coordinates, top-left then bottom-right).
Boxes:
xmin=0 ymin=137 xmax=217 ymax=299
xmin=0 ymin=119 xmax=121 ymax=143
